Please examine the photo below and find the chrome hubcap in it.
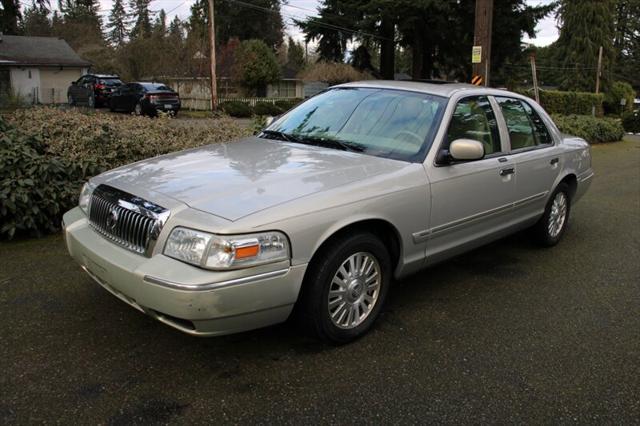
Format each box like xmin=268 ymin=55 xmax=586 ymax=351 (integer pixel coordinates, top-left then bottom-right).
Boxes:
xmin=548 ymin=192 xmax=568 ymax=238
xmin=328 ymin=252 xmax=381 ymax=329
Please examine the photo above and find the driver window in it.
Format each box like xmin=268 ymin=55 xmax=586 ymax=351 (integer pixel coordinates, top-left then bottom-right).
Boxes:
xmin=446 ymin=96 xmax=501 ymax=155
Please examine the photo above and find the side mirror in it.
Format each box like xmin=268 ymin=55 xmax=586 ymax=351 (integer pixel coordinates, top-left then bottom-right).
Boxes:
xmin=449 ymin=139 xmax=485 ymax=161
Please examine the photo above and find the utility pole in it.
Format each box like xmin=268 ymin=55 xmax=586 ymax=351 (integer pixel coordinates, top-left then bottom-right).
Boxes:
xmin=471 ymin=0 xmax=494 ymax=87
xmin=208 ymin=0 xmax=218 ymax=111
xmin=530 ymin=53 xmax=540 ymax=104
xmin=595 ymin=45 xmax=603 ymax=94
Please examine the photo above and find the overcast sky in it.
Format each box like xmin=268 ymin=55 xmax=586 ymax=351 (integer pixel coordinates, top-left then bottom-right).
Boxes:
xmin=90 ymin=0 xmax=559 ymax=47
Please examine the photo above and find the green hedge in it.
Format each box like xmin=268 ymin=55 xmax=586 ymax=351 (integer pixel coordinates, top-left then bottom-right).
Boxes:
xmin=518 ymin=89 xmax=604 ymax=116
xmin=551 ymin=114 xmax=624 ymax=143
xmin=1 ymin=107 xmax=249 ymax=238
xmin=0 ymin=119 xmax=89 ymax=238
xmin=220 ymin=101 xmax=253 ymax=118
xmin=622 ymin=111 xmax=640 ymax=134
xmin=274 ymin=98 xmax=303 ymax=112
xmin=253 ymin=101 xmax=282 ymax=116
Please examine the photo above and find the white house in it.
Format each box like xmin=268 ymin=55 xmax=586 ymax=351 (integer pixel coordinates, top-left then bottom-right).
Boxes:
xmin=0 ymin=35 xmax=90 ymax=105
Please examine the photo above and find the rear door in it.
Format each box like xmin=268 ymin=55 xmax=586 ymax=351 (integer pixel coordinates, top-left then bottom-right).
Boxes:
xmin=424 ymin=95 xmax=518 ymax=263
xmin=494 ymin=97 xmax=563 ymax=219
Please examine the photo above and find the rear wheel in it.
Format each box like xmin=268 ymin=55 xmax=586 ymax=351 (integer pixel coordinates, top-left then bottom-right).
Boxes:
xmin=134 ymin=102 xmax=143 ymax=116
xmin=531 ymin=182 xmax=571 ymax=246
xmin=68 ymin=94 xmax=75 ymax=106
xmin=298 ymin=232 xmax=391 ymax=344
xmin=87 ymin=94 xmax=95 ymax=108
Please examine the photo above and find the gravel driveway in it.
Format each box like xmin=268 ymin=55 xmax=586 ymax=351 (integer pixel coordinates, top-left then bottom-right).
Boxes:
xmin=1 ymin=138 xmax=638 ymax=424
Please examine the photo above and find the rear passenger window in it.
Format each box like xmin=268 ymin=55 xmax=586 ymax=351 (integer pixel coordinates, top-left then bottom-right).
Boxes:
xmin=446 ymin=96 xmax=501 ymax=155
xmin=497 ymin=97 xmax=552 ymax=149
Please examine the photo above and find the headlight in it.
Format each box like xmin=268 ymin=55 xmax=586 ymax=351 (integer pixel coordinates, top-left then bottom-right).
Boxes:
xmin=164 ymin=227 xmax=290 ymax=270
xmin=79 ymin=182 xmax=96 ymax=214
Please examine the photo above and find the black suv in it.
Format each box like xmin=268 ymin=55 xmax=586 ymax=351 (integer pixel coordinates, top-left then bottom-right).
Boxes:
xmin=67 ymin=74 xmax=123 ymax=108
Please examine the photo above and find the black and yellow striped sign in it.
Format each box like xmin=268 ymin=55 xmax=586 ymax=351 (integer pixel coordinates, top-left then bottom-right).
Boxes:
xmin=471 ymin=75 xmax=483 ymax=86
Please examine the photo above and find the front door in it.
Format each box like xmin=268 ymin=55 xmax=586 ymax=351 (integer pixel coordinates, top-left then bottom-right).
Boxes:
xmin=424 ymin=95 xmax=518 ymax=264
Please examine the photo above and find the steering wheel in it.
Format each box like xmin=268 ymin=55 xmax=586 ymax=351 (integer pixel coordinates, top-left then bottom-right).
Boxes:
xmin=393 ymin=130 xmax=424 ymax=147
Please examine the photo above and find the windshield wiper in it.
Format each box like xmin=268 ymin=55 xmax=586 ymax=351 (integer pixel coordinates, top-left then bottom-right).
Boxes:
xmin=298 ymin=135 xmax=366 ymax=153
xmin=260 ymin=129 xmax=301 ymax=143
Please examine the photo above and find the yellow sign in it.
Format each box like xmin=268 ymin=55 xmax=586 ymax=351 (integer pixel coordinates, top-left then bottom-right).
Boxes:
xmin=472 ymin=46 xmax=482 ymax=64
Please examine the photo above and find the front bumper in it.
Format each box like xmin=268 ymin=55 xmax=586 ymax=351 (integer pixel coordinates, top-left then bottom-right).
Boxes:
xmin=63 ymin=207 xmax=306 ymax=336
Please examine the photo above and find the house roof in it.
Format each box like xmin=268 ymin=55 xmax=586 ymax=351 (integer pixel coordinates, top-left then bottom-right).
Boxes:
xmin=0 ymin=35 xmax=91 ymax=67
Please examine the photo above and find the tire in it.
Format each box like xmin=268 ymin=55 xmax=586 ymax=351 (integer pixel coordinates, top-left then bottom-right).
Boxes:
xmin=68 ymin=94 xmax=75 ymax=106
xmin=298 ymin=232 xmax=391 ymax=344
xmin=531 ymin=182 xmax=571 ymax=247
xmin=134 ymin=102 xmax=143 ymax=116
xmin=88 ymin=94 xmax=95 ymax=108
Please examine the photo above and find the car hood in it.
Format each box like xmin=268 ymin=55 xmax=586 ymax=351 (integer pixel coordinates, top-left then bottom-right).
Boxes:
xmin=95 ymin=137 xmax=408 ymax=221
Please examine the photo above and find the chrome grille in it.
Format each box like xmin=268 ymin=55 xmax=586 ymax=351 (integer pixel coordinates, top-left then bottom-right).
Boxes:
xmin=88 ymin=185 xmax=169 ymax=256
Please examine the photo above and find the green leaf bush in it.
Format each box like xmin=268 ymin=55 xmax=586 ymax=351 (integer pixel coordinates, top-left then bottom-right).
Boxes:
xmin=220 ymin=101 xmax=254 ymax=118
xmin=551 ymin=114 xmax=624 ymax=143
xmin=622 ymin=111 xmax=640 ymax=134
xmin=1 ymin=107 xmax=250 ymax=238
xmin=518 ymin=89 xmax=604 ymax=116
xmin=274 ymin=98 xmax=303 ymax=113
xmin=253 ymin=101 xmax=282 ymax=116
xmin=604 ymin=81 xmax=635 ymax=115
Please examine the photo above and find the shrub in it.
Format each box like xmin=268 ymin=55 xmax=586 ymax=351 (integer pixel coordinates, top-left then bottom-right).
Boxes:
xmin=274 ymin=98 xmax=303 ymax=113
xmin=0 ymin=118 xmax=91 ymax=238
xmin=551 ymin=114 xmax=624 ymax=143
xmin=604 ymin=81 xmax=635 ymax=115
xmin=220 ymin=101 xmax=253 ymax=118
xmin=518 ymin=89 xmax=604 ymax=116
xmin=1 ymin=107 xmax=250 ymax=238
xmin=253 ymin=101 xmax=282 ymax=116
xmin=622 ymin=111 xmax=640 ymax=134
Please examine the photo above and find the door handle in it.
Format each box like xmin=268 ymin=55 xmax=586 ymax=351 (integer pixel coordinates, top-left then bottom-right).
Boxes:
xmin=500 ymin=167 xmax=515 ymax=176
xmin=550 ymin=158 xmax=559 ymax=165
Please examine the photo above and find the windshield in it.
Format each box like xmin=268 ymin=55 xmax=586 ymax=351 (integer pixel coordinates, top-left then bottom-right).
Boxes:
xmin=263 ymin=88 xmax=447 ymax=162
xmin=99 ymin=78 xmax=122 ymax=86
xmin=141 ymin=83 xmax=172 ymax=91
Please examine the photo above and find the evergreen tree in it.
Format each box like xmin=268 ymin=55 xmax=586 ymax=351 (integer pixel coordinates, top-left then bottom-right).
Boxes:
xmin=555 ymin=0 xmax=617 ymax=92
xmin=56 ymin=0 xmax=105 ymax=49
xmin=107 ymin=0 xmax=128 ymax=47
xmin=613 ymin=0 xmax=640 ymax=90
xmin=187 ymin=0 xmax=284 ymax=49
xmin=299 ymin=0 xmax=553 ymax=82
xmin=153 ymin=9 xmax=167 ymax=36
xmin=286 ymin=37 xmax=305 ymax=72
xmin=21 ymin=1 xmax=52 ymax=36
xmin=129 ymin=0 xmax=152 ymax=39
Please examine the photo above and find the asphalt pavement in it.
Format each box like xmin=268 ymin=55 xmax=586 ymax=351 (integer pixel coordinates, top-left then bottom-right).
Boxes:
xmin=1 ymin=137 xmax=639 ymax=424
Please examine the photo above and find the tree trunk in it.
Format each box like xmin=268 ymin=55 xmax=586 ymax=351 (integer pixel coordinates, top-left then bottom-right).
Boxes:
xmin=411 ymin=24 xmax=424 ymax=79
xmin=379 ymin=18 xmax=395 ymax=80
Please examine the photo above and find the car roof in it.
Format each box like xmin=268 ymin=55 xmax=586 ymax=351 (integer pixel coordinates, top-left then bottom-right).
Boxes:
xmin=334 ymin=80 xmax=516 ymax=99
xmin=91 ymin=74 xmax=120 ymax=78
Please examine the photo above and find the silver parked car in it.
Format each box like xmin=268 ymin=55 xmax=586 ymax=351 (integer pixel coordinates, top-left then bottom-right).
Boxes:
xmin=63 ymin=81 xmax=593 ymax=343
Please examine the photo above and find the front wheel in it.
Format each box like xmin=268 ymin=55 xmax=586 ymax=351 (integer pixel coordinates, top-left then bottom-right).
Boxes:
xmin=68 ymin=94 xmax=75 ymax=106
xmin=531 ymin=182 xmax=571 ymax=246
xmin=87 ymin=94 xmax=95 ymax=108
xmin=298 ymin=232 xmax=391 ymax=344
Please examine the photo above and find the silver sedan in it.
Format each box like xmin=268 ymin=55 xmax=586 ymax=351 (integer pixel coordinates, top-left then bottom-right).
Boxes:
xmin=63 ymin=81 xmax=593 ymax=343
